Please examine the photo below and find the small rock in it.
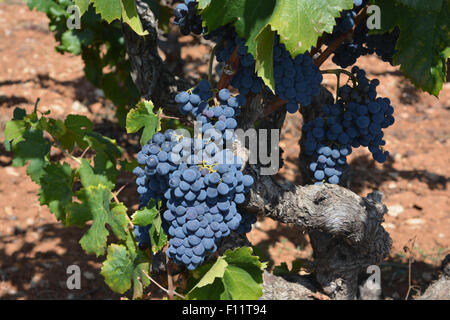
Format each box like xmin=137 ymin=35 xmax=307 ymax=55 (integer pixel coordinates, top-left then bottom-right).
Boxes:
xmin=83 ymin=271 xmax=95 ymax=280
xmin=50 ymin=105 xmax=64 ymax=114
xmin=4 ymin=206 xmax=13 ymax=215
xmin=72 ymin=101 xmax=88 ymax=113
xmin=29 ymin=275 xmax=41 ymax=289
xmin=67 ymin=293 xmax=75 ymax=300
xmin=7 ymin=288 xmax=17 ymax=295
xmin=387 ymin=204 xmax=404 ymax=217
xmin=26 ymin=218 xmax=34 ymax=226
xmin=42 ymin=262 xmax=53 ymax=270
xmin=392 ymin=292 xmax=400 ymax=299
xmin=383 ymin=223 xmax=396 ymax=229
xmin=406 ymin=218 xmax=424 ymax=225
xmin=94 ymin=89 xmax=104 ymax=98
xmin=422 ymin=272 xmax=433 ymax=282
xmin=8 ymin=215 xmax=17 ymax=221
xmin=388 ymin=182 xmax=397 ymax=189
xmin=5 ymin=167 xmax=19 ymax=177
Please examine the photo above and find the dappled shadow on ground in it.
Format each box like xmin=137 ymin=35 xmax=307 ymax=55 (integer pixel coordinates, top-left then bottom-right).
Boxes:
xmin=349 ymin=154 xmax=449 ymax=194
xmin=0 ymin=222 xmax=121 ymax=300
xmin=250 ymin=221 xmax=310 ymax=271
xmin=380 ymin=255 xmax=445 ymax=299
xmin=0 ymin=73 xmax=101 ymax=109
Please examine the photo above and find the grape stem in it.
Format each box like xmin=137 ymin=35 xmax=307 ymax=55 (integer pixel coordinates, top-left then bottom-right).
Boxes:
xmin=314 ymin=6 xmax=368 ymax=68
xmin=142 ymin=270 xmax=186 ymax=299
xmin=208 ymin=44 xmax=219 ymax=87
xmin=321 ymin=69 xmax=358 ymax=101
xmin=217 ymin=46 xmax=240 ymax=90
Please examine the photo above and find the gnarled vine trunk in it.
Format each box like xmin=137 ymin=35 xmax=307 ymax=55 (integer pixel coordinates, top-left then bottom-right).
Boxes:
xmin=122 ymin=0 xmax=396 ymax=300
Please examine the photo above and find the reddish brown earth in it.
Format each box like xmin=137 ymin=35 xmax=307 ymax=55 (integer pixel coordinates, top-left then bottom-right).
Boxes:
xmin=0 ymin=2 xmax=448 ymax=300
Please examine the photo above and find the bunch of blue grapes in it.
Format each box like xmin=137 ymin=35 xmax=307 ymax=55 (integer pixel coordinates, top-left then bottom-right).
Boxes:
xmin=134 ymin=82 xmax=256 ymax=270
xmin=365 ymin=28 xmax=399 ymax=64
xmin=173 ymin=0 xmax=204 ymax=35
xmin=214 ymin=31 xmax=322 ymax=113
xmin=176 ymin=82 xmax=245 ymax=138
xmin=332 ymin=24 xmax=399 ymax=68
xmin=303 ymin=67 xmax=395 ymax=184
xmin=326 ymin=0 xmax=398 ymax=68
xmin=273 ymin=35 xmax=323 ymax=113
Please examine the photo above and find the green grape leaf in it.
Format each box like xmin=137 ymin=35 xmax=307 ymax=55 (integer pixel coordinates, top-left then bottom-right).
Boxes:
xmin=79 ymin=159 xmax=115 ymax=190
xmin=78 ymin=185 xmax=128 ymax=256
xmin=268 ymin=0 xmax=353 ymax=55
xmin=65 ymin=201 xmax=92 ymax=227
xmin=10 ymin=129 xmax=51 ymax=183
xmin=187 ymin=247 xmax=266 ymax=300
xmin=25 ymin=158 xmax=49 ymax=184
xmin=75 ymin=0 xmax=90 ymax=15
xmin=101 ymin=239 xmax=150 ymax=297
xmin=83 ymin=132 xmax=122 ymax=163
xmin=39 ymin=162 xmax=74 ymax=222
xmin=58 ymin=30 xmax=82 ymax=55
xmin=149 ymin=212 xmax=167 ymax=253
xmin=373 ymin=0 xmax=449 ymax=96
xmin=4 ymin=120 xmax=27 ymax=147
xmin=41 ymin=118 xmax=66 ymax=140
xmin=131 ymin=200 xmax=167 ymax=253
xmin=126 ymin=100 xmax=161 ymax=146
xmin=121 ymin=0 xmax=149 ymax=36
xmin=131 ymin=200 xmax=159 ymax=227
xmin=91 ymin=0 xmax=122 ymax=23
xmin=60 ymin=115 xmax=93 ymax=152
xmin=13 ymin=107 xmax=27 ymax=120
xmin=255 ymin=25 xmax=276 ymax=91
xmin=93 ymin=154 xmax=118 ymax=186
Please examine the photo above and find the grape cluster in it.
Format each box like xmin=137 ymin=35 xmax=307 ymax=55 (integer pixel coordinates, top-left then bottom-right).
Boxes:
xmin=176 ymin=82 xmax=246 ymax=138
xmin=134 ymin=82 xmax=256 ymax=270
xmin=365 ymin=28 xmax=399 ymax=64
xmin=324 ymin=0 xmax=399 ymax=68
xmin=173 ymin=0 xmax=204 ymax=35
xmin=214 ymin=31 xmax=322 ymax=113
xmin=303 ymin=67 xmax=395 ymax=184
xmin=273 ymin=35 xmax=323 ymax=113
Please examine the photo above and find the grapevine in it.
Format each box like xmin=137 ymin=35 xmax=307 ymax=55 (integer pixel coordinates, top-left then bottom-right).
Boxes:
xmin=3 ymin=0 xmax=448 ymax=301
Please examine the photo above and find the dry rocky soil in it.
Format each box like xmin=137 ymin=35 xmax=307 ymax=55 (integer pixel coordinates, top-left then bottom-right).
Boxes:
xmin=0 ymin=2 xmax=448 ymax=300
